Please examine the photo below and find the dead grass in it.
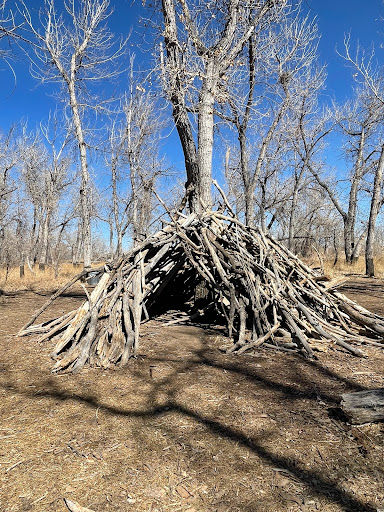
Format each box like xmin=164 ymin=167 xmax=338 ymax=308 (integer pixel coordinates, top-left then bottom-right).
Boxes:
xmin=3 ymin=254 xmax=384 ymax=295
xmin=0 ymin=263 xmax=90 ymax=294
xmin=304 ymin=255 xmax=384 ymax=278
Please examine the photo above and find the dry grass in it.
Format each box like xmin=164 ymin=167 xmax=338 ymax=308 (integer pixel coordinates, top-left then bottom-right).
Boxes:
xmin=304 ymin=255 xmax=384 ymax=278
xmin=0 ymin=263 xmax=91 ymax=293
xmin=4 ymin=254 xmax=384 ymax=294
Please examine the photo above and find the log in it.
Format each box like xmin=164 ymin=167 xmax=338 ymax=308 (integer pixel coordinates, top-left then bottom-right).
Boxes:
xmin=341 ymin=388 xmax=384 ymax=424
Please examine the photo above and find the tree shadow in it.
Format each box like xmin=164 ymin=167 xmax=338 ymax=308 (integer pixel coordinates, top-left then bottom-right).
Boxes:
xmin=0 ymin=339 xmax=380 ymax=512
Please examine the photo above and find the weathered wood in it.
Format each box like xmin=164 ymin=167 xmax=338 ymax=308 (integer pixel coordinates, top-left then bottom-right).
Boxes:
xmin=64 ymin=498 xmax=95 ymax=512
xmin=18 ymin=266 xmax=103 ymax=333
xmin=335 ymin=293 xmax=384 ymax=335
xmin=341 ymin=389 xmax=384 ymax=424
xmin=19 ymin=203 xmax=384 ymax=373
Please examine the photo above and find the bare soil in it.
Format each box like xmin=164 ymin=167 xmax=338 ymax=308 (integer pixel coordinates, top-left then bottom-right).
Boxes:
xmin=1 ymin=278 xmax=384 ymax=512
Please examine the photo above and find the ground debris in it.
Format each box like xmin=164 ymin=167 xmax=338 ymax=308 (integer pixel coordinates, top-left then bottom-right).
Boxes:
xmin=64 ymin=497 xmax=95 ymax=512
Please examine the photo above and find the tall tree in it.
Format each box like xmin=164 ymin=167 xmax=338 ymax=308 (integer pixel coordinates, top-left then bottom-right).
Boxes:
xmin=19 ymin=0 xmax=126 ymax=268
xmin=107 ymin=61 xmax=165 ymax=255
xmin=0 ymin=127 xmax=20 ymax=270
xmin=343 ymin=37 xmax=384 ymax=275
xmin=220 ymin=10 xmax=321 ymax=227
xmin=39 ymin=113 xmax=74 ymax=270
xmin=159 ymin=0 xmax=285 ymax=213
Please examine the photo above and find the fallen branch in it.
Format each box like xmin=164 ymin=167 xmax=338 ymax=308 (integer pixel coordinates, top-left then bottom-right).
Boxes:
xmin=341 ymin=389 xmax=384 ymax=424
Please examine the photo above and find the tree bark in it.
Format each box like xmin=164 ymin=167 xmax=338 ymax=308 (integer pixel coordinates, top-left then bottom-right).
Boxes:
xmin=365 ymin=145 xmax=384 ymax=276
xmin=197 ymin=62 xmax=215 ymax=211
xmin=161 ymin=0 xmax=201 ymax=212
xmin=39 ymin=211 xmax=50 ymax=271
xmin=288 ymin=168 xmax=304 ymax=251
xmin=69 ymin=79 xmax=92 ymax=268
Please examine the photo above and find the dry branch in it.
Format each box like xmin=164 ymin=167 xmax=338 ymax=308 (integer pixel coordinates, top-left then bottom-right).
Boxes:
xmin=19 ymin=207 xmax=384 ymax=373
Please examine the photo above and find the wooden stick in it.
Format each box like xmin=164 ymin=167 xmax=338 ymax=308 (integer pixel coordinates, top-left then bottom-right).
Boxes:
xmin=18 ymin=267 xmax=100 ymax=333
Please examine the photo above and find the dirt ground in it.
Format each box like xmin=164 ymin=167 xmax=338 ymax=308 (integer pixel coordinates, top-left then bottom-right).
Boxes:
xmin=0 ymin=278 xmax=384 ymax=512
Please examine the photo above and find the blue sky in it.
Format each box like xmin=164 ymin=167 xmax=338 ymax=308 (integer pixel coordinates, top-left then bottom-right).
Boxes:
xmin=2 ymin=1 xmax=384 ymax=124
xmin=1 ymin=0 xmax=384 ymax=179
xmin=308 ymin=0 xmax=384 ymax=101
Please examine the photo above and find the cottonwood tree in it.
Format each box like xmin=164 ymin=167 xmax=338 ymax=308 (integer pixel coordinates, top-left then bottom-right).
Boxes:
xmin=106 ymin=60 xmax=166 ymax=256
xmin=218 ymin=9 xmax=321 ymax=227
xmin=123 ymin=67 xmax=166 ymax=246
xmin=253 ymin=138 xmax=291 ymax=232
xmin=283 ymin=187 xmax=338 ymax=257
xmin=38 ymin=114 xmax=75 ymax=270
xmin=0 ymin=127 xmax=20 ymax=271
xmin=306 ymin=87 xmax=381 ymax=266
xmin=19 ymin=137 xmax=51 ymax=267
xmin=19 ymin=0 xmax=126 ymax=268
xmin=0 ymin=127 xmax=18 ymax=227
xmin=19 ymin=124 xmax=74 ymax=272
xmin=0 ymin=3 xmax=20 ymax=268
xmin=273 ymin=75 xmax=332 ymax=251
xmin=159 ymin=0 xmax=287 ymax=213
xmin=342 ymin=39 xmax=384 ymax=275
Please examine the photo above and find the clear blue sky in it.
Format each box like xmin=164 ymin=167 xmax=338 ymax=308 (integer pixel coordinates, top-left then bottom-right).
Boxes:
xmin=308 ymin=0 xmax=384 ymax=101
xmin=1 ymin=0 xmax=384 ymax=166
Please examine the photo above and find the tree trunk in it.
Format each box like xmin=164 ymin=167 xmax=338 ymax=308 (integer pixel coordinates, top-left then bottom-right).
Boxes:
xmin=365 ymin=146 xmax=384 ymax=277
xmin=68 ymin=80 xmax=92 ymax=269
xmin=72 ymin=220 xmax=82 ymax=266
xmin=39 ymin=211 xmax=51 ymax=271
xmin=259 ymin=179 xmax=267 ymax=234
xmin=161 ymin=0 xmax=201 ymax=212
xmin=111 ymin=157 xmax=123 ymax=257
xmin=343 ymin=221 xmax=354 ymax=264
xmin=344 ymin=127 xmax=366 ymax=264
xmin=197 ymin=72 xmax=215 ymax=212
xmin=288 ymin=168 xmax=304 ymax=251
xmin=238 ymin=128 xmax=254 ymax=227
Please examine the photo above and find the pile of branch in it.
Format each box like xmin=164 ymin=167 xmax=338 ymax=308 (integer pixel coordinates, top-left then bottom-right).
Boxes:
xmin=19 ymin=207 xmax=384 ymax=373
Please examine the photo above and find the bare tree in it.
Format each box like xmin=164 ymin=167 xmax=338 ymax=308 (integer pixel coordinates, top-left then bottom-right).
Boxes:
xmin=0 ymin=127 xmax=18 ymax=225
xmin=0 ymin=126 xmax=20 ymax=273
xmin=342 ymin=38 xmax=384 ymax=275
xmin=296 ymin=84 xmax=381 ymax=265
xmin=106 ymin=58 xmax=166 ymax=256
xmin=159 ymin=0 xmax=286 ymax=213
xmin=219 ymin=9 xmax=321 ymax=227
xmin=19 ymin=0 xmax=126 ymax=268
xmin=18 ymin=124 xmax=74 ymax=273
xmin=39 ymin=113 xmax=75 ymax=270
